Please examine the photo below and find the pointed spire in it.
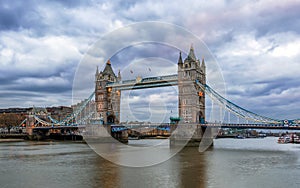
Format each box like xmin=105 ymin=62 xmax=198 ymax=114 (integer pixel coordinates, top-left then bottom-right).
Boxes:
xmin=102 ymin=59 xmax=116 ymax=78
xmin=178 ymin=51 xmax=183 ymax=64
xmin=95 ymin=65 xmax=99 ymax=75
xmin=201 ymin=57 xmax=206 ymax=74
xmin=117 ymin=69 xmax=121 ymax=81
xmin=201 ymin=57 xmax=205 ymax=66
xmin=188 ymin=44 xmax=196 ymax=61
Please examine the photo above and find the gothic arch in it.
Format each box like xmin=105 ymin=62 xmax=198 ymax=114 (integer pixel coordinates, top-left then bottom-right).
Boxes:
xmin=107 ymin=115 xmax=115 ymax=124
xmin=198 ymin=111 xmax=205 ymax=124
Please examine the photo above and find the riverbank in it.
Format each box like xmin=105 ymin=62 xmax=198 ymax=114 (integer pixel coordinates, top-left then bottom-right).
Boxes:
xmin=0 ymin=133 xmax=85 ymax=143
xmin=0 ymin=138 xmax=25 ymax=142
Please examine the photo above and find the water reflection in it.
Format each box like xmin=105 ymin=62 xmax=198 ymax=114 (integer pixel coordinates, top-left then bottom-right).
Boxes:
xmin=92 ymin=157 xmax=121 ymax=188
xmin=89 ymin=146 xmax=207 ymax=188
xmin=174 ymin=148 xmax=207 ymax=188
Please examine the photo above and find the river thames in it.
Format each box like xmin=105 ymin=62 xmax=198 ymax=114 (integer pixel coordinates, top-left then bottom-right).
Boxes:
xmin=1 ymin=137 xmax=300 ymax=188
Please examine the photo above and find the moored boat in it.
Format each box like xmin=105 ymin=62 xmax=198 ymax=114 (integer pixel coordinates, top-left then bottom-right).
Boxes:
xmin=278 ymin=136 xmax=290 ymax=144
xmin=278 ymin=133 xmax=300 ymax=144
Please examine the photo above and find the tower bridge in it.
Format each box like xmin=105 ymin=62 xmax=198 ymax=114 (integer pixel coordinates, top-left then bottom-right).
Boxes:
xmin=21 ymin=45 xmax=300 ymax=144
xmin=94 ymin=46 xmax=207 ymax=146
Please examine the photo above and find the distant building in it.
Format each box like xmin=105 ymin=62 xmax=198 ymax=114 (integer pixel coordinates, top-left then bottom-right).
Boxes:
xmin=46 ymin=106 xmax=73 ymax=121
xmin=0 ymin=106 xmax=73 ymax=126
xmin=0 ymin=107 xmax=32 ymax=114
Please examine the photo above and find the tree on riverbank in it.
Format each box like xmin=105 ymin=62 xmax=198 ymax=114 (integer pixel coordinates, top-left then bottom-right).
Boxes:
xmin=0 ymin=113 xmax=26 ymax=132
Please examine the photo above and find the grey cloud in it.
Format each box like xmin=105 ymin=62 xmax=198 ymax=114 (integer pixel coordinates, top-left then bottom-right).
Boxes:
xmin=254 ymin=2 xmax=300 ymax=36
xmin=0 ymin=0 xmax=40 ymax=31
xmin=51 ymin=0 xmax=92 ymax=8
xmin=0 ymin=0 xmax=107 ymax=37
xmin=0 ymin=0 xmax=299 ymax=121
xmin=0 ymin=91 xmax=40 ymax=99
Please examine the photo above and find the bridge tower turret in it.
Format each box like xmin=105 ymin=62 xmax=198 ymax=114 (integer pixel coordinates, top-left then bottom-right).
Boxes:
xmin=177 ymin=45 xmax=206 ymax=124
xmin=95 ymin=60 xmax=121 ymax=124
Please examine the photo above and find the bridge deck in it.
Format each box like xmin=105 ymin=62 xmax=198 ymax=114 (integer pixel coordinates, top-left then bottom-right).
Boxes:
xmin=106 ymin=74 xmax=178 ymax=90
xmin=32 ymin=126 xmax=79 ymax=130
xmin=101 ymin=123 xmax=300 ymax=130
xmin=203 ymin=123 xmax=300 ymax=130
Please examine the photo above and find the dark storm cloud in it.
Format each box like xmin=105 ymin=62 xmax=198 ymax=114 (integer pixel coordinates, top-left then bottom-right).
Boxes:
xmin=227 ymin=77 xmax=300 ymax=97
xmin=110 ymin=42 xmax=181 ymax=70
xmin=0 ymin=76 xmax=72 ymax=95
xmin=0 ymin=75 xmax=14 ymax=86
xmin=253 ymin=78 xmax=300 ymax=96
xmin=0 ymin=63 xmax=74 ymax=81
xmin=0 ymin=0 xmax=105 ymax=37
xmin=180 ymin=1 xmax=300 ymax=51
xmin=0 ymin=0 xmax=40 ymax=31
xmin=51 ymin=0 xmax=92 ymax=8
xmin=254 ymin=2 xmax=300 ymax=36
xmin=11 ymin=82 xmax=72 ymax=94
xmin=0 ymin=91 xmax=40 ymax=98
xmin=0 ymin=58 xmax=77 ymax=86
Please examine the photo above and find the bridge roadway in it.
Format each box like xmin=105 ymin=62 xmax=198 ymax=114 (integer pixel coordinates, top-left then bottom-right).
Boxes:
xmin=32 ymin=125 xmax=79 ymax=130
xmin=31 ymin=123 xmax=300 ymax=131
xmin=202 ymin=123 xmax=300 ymax=130
xmin=112 ymin=123 xmax=300 ymax=131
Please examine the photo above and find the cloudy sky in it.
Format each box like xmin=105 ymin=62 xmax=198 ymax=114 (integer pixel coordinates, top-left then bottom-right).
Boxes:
xmin=0 ymin=0 xmax=299 ymax=122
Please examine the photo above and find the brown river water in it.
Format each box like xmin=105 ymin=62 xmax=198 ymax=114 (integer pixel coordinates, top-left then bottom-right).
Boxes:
xmin=0 ymin=137 xmax=300 ymax=188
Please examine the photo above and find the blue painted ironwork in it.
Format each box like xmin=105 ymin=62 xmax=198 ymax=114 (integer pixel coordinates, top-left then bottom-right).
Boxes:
xmin=18 ymin=119 xmax=27 ymax=127
xmin=48 ymin=116 xmax=59 ymax=124
xmin=32 ymin=92 xmax=95 ymax=127
xmin=28 ymin=74 xmax=299 ymax=129
xmin=59 ymin=92 xmax=95 ymax=125
xmin=111 ymin=125 xmax=128 ymax=132
xmin=195 ymin=80 xmax=282 ymax=124
xmin=33 ymin=115 xmax=56 ymax=126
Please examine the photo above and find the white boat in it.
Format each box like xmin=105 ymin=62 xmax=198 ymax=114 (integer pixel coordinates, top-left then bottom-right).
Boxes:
xmin=278 ymin=136 xmax=290 ymax=144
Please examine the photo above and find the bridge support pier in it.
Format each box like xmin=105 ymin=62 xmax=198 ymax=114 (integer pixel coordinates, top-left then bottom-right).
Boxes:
xmin=84 ymin=124 xmax=128 ymax=144
xmin=169 ymin=124 xmax=214 ymax=148
xmin=25 ymin=114 xmax=35 ymax=136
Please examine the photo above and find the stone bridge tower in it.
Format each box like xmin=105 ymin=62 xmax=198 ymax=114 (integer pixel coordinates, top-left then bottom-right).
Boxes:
xmin=95 ymin=60 xmax=121 ymax=124
xmin=178 ymin=45 xmax=206 ymax=124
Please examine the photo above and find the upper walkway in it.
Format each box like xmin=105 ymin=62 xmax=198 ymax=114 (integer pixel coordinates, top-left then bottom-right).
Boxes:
xmin=106 ymin=74 xmax=178 ymax=90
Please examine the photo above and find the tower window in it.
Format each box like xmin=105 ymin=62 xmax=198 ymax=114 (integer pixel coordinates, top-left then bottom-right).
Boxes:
xmin=98 ymin=94 xmax=104 ymax=100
